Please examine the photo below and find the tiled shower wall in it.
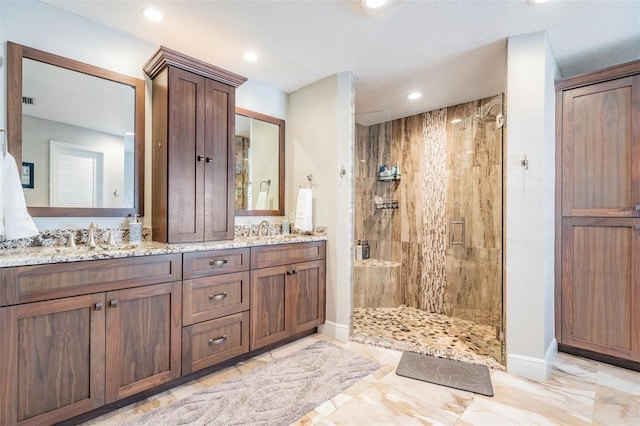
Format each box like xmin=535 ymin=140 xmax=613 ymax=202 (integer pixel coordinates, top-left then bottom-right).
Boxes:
xmin=354 ymin=95 xmax=503 ymax=328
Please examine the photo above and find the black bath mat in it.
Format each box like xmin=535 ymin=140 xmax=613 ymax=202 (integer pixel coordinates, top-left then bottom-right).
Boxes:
xmin=396 ymin=351 xmax=494 ymax=396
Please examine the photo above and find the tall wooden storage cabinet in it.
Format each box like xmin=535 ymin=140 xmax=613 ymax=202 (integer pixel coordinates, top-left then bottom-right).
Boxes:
xmin=555 ymin=60 xmax=640 ymax=367
xmin=144 ymin=47 xmax=246 ymax=243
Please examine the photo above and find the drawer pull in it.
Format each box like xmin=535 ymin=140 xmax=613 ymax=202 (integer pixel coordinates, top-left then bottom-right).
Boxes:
xmin=109 ymin=300 xmax=118 ymax=308
xmin=208 ymin=335 xmax=227 ymax=345
xmin=209 ymin=259 xmax=228 ymax=267
xmin=208 ymin=292 xmax=228 ymax=301
xmin=95 ymin=302 xmax=103 ymax=311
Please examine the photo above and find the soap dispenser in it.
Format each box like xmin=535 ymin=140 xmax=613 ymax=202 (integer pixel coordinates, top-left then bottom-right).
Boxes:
xmin=129 ymin=214 xmax=142 ymax=244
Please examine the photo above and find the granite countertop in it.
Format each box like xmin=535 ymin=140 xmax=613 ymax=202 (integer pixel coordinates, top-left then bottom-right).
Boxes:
xmin=0 ymin=234 xmax=327 ymax=268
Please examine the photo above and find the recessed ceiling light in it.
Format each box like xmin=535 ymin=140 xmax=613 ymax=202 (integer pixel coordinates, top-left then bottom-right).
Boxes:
xmin=243 ymin=51 xmax=258 ymax=62
xmin=407 ymin=92 xmax=422 ymax=100
xmin=450 ymin=118 xmax=462 ymax=124
xmin=528 ymin=0 xmax=551 ymax=4
xmin=361 ymin=0 xmax=396 ymax=15
xmin=142 ymin=8 xmax=163 ymax=22
xmin=364 ymin=0 xmax=388 ymax=8
xmin=124 ymin=131 xmax=135 ymax=136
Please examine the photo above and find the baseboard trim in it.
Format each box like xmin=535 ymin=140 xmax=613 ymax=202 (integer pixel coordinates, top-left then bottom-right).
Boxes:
xmin=558 ymin=343 xmax=640 ymax=372
xmin=319 ymin=321 xmax=349 ymax=342
xmin=507 ymin=338 xmax=557 ymax=379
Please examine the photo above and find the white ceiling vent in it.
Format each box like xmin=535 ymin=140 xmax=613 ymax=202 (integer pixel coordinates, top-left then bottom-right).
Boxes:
xmin=22 ymin=96 xmax=35 ymax=105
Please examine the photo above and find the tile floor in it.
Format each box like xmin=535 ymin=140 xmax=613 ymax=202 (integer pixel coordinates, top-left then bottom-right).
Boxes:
xmin=351 ymin=306 xmax=504 ymax=370
xmin=85 ymin=334 xmax=639 ymax=425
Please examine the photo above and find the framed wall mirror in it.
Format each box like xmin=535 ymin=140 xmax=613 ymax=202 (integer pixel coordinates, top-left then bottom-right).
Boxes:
xmin=235 ymin=107 xmax=285 ymax=216
xmin=6 ymin=41 xmax=145 ymax=217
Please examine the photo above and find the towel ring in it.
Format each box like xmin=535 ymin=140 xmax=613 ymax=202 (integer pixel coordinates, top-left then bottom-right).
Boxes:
xmin=259 ymin=179 xmax=271 ymax=193
xmin=0 ymin=129 xmax=7 ymax=158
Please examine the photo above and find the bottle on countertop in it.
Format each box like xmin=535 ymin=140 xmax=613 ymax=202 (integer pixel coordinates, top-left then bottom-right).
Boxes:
xmin=129 ymin=214 xmax=142 ymax=244
xmin=355 ymin=240 xmax=363 ymax=261
xmin=282 ymin=219 xmax=290 ymax=235
xmin=362 ymin=240 xmax=370 ymax=260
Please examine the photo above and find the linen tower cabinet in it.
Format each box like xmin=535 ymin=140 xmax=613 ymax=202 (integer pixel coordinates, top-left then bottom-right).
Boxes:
xmin=144 ymin=47 xmax=246 ymax=243
xmin=555 ymin=60 xmax=639 ymax=368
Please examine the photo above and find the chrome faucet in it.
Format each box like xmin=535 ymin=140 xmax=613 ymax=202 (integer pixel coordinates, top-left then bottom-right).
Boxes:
xmin=87 ymin=222 xmax=98 ymax=248
xmin=258 ymin=220 xmax=270 ymax=237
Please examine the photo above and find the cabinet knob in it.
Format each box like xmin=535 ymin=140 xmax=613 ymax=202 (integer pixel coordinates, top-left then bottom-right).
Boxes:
xmin=95 ymin=302 xmax=103 ymax=310
xmin=208 ymin=292 xmax=227 ymax=301
xmin=208 ymin=335 xmax=227 ymax=346
xmin=209 ymin=259 xmax=228 ymax=267
xmin=197 ymin=155 xmax=204 ymax=162
xmin=205 ymin=156 xmax=213 ymax=163
xmin=109 ymin=300 xmax=118 ymax=308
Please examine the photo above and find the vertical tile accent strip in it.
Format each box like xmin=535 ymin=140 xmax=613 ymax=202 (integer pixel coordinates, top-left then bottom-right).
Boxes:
xmin=422 ymin=109 xmax=449 ymax=314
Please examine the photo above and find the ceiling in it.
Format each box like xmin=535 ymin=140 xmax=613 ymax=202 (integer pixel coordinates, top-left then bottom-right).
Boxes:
xmin=41 ymin=0 xmax=640 ymax=125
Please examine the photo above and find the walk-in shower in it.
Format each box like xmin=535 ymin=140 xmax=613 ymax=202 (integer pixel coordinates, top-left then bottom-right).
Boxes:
xmin=352 ymin=94 xmax=504 ymax=369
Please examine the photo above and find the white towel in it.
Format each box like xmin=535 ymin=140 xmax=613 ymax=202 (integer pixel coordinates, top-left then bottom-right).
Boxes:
xmin=255 ymin=191 xmax=268 ymax=210
xmin=295 ymin=188 xmax=313 ymax=233
xmin=1 ymin=153 xmax=39 ymax=240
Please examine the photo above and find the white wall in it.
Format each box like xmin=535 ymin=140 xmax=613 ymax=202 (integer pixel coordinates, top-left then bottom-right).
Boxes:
xmin=288 ymin=72 xmax=354 ymax=341
xmin=505 ymin=32 xmax=559 ymax=379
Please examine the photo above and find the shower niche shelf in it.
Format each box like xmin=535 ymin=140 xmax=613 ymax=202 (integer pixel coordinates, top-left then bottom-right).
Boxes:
xmin=374 ymin=200 xmax=399 ymax=210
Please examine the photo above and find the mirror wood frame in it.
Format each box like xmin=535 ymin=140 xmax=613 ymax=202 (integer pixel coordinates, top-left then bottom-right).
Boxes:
xmin=235 ymin=107 xmax=285 ymax=217
xmin=6 ymin=41 xmax=145 ymax=217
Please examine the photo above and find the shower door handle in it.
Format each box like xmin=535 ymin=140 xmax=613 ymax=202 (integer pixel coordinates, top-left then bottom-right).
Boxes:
xmin=450 ymin=218 xmax=465 ymax=246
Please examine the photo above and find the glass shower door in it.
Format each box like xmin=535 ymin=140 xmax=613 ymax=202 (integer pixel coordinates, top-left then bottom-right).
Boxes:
xmin=445 ymin=94 xmax=504 ymax=363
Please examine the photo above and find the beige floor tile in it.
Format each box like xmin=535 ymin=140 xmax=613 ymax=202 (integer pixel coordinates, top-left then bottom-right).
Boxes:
xmin=593 ymin=384 xmax=640 ymax=426
xmin=324 ymin=382 xmax=462 ymax=426
xmin=597 ymin=362 xmax=640 ymax=396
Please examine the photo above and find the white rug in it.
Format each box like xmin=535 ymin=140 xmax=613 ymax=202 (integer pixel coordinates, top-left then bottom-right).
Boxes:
xmin=123 ymin=340 xmax=380 ymax=425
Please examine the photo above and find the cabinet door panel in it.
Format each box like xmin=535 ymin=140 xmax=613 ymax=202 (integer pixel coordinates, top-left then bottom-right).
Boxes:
xmin=204 ymin=78 xmax=234 ymax=240
xmin=0 ymin=294 xmax=105 ymax=426
xmin=562 ymin=76 xmax=639 ymax=217
xmin=561 ymin=218 xmax=639 ymax=361
xmin=105 ymin=282 xmax=182 ymax=402
xmin=291 ymin=260 xmax=326 ymax=335
xmin=168 ymin=67 xmax=206 ymax=242
xmin=250 ymin=266 xmax=290 ymax=349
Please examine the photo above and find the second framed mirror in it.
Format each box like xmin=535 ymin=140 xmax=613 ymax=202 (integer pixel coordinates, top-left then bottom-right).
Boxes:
xmin=235 ymin=108 xmax=284 ymax=216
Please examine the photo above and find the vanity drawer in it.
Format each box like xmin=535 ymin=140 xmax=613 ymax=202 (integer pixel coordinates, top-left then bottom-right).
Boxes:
xmin=251 ymin=241 xmax=325 ymax=269
xmin=0 ymin=254 xmax=182 ymax=306
xmin=182 ymin=271 xmax=250 ymax=326
xmin=182 ymin=311 xmax=250 ymax=374
xmin=183 ymin=248 xmax=250 ymax=279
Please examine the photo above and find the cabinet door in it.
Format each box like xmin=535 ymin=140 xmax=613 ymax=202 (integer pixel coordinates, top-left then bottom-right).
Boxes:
xmin=204 ymin=78 xmax=235 ymax=240
xmin=250 ymin=265 xmax=290 ymax=349
xmin=561 ymin=218 xmax=639 ymax=361
xmin=290 ymin=260 xmax=326 ymax=335
xmin=561 ymin=75 xmax=640 ymax=217
xmin=167 ymin=66 xmax=206 ymax=242
xmin=0 ymin=294 xmax=105 ymax=426
xmin=105 ymin=282 xmax=182 ymax=403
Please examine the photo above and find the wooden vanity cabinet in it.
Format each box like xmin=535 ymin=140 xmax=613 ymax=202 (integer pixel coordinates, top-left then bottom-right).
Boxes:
xmin=144 ymin=47 xmax=247 ymax=243
xmin=181 ymin=248 xmax=251 ymax=374
xmin=0 ymin=254 xmax=182 ymax=425
xmin=0 ymin=294 xmax=106 ymax=426
xmin=555 ymin=60 xmax=640 ymax=366
xmin=250 ymin=242 xmax=326 ymax=350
